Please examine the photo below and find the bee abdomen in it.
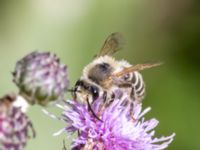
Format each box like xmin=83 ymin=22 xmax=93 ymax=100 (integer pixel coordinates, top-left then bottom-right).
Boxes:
xmin=131 ymin=72 xmax=145 ymax=101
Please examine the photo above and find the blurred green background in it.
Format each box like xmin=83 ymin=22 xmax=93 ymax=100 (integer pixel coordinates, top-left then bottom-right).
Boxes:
xmin=0 ymin=0 xmax=199 ymax=149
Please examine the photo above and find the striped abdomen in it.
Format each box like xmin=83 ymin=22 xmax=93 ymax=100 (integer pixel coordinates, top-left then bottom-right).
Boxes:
xmin=131 ymin=71 xmax=145 ymax=102
xmin=121 ymin=71 xmax=145 ymax=103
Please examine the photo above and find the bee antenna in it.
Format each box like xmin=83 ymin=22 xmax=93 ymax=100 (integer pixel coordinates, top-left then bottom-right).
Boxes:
xmin=67 ymin=88 xmax=81 ymax=93
xmin=86 ymin=97 xmax=102 ymax=122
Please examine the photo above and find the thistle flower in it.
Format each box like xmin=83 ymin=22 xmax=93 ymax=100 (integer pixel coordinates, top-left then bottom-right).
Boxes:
xmin=0 ymin=94 xmax=35 ymax=150
xmin=50 ymin=92 xmax=175 ymax=150
xmin=13 ymin=51 xmax=69 ymax=106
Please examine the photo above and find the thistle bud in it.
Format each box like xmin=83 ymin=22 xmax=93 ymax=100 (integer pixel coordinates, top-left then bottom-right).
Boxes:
xmin=0 ymin=94 xmax=35 ymax=150
xmin=13 ymin=51 xmax=69 ymax=106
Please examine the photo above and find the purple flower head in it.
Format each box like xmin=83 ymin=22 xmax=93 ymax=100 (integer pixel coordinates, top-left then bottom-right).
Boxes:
xmin=13 ymin=51 xmax=69 ymax=106
xmin=52 ymin=91 xmax=175 ymax=150
xmin=0 ymin=94 xmax=35 ymax=150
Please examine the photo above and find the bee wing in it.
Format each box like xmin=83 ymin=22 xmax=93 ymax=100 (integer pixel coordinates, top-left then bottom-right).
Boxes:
xmin=112 ymin=62 xmax=163 ymax=78
xmin=95 ymin=32 xmax=125 ymax=58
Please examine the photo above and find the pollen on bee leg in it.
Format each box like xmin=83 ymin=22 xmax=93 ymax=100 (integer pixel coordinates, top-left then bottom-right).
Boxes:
xmin=131 ymin=115 xmax=137 ymax=122
xmin=97 ymin=104 xmax=106 ymax=117
xmin=130 ymin=102 xmax=137 ymax=122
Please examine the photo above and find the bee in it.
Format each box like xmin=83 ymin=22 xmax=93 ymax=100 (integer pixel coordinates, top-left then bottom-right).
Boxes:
xmin=73 ymin=33 xmax=160 ymax=112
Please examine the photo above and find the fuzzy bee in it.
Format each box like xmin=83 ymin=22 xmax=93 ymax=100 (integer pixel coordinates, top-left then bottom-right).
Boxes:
xmin=73 ymin=33 xmax=160 ymax=111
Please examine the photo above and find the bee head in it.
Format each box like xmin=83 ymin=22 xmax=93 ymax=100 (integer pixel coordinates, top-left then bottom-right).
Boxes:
xmin=73 ymin=80 xmax=100 ymax=104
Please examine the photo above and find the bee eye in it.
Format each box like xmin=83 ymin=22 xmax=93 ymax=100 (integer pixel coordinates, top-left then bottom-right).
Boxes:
xmin=90 ymin=86 xmax=99 ymax=100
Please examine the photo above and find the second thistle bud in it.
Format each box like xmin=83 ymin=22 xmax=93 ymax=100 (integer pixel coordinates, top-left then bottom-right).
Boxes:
xmin=0 ymin=94 xmax=35 ymax=150
xmin=13 ymin=51 xmax=69 ymax=106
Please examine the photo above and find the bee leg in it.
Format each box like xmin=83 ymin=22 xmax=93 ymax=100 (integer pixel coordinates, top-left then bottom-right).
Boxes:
xmin=97 ymin=91 xmax=108 ymax=117
xmin=103 ymin=91 xmax=107 ymax=103
xmin=130 ymin=102 xmax=136 ymax=122
xmin=86 ymin=96 xmax=102 ymax=122
xmin=78 ymin=130 xmax=80 ymax=136
xmin=131 ymin=115 xmax=136 ymax=122
xmin=130 ymin=86 xmax=135 ymax=99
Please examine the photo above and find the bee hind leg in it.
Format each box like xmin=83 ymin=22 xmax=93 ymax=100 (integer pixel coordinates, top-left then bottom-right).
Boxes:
xmin=129 ymin=102 xmax=137 ymax=122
